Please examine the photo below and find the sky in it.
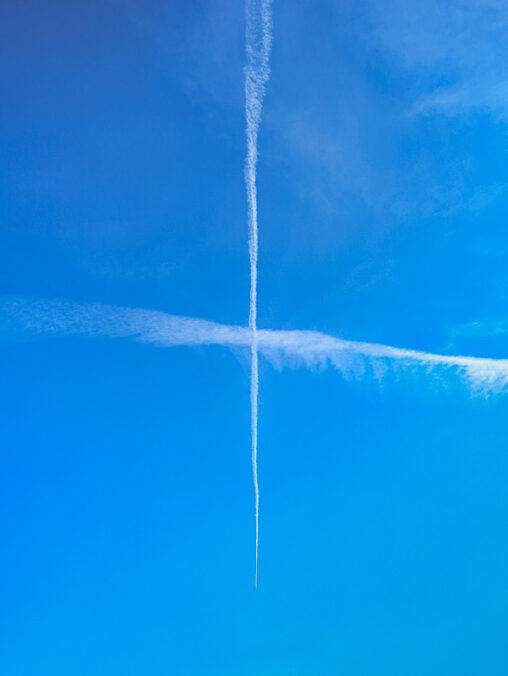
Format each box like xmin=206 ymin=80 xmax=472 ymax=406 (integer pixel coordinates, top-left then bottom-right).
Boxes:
xmin=3 ymin=0 xmax=508 ymax=674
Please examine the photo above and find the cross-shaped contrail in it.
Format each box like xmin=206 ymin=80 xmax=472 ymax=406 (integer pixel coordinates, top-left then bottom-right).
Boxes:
xmin=244 ymin=0 xmax=273 ymax=588
xmin=3 ymin=1 xmax=506 ymax=589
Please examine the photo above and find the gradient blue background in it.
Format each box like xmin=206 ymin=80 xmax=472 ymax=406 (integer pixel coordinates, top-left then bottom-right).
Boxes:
xmin=3 ymin=1 xmax=508 ymax=673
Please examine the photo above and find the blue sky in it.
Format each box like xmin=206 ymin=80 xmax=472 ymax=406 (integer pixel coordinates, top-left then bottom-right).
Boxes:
xmin=3 ymin=1 xmax=508 ymax=674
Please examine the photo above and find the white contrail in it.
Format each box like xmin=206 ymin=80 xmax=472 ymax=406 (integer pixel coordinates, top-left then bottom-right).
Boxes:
xmin=245 ymin=0 xmax=273 ymax=588
xmin=4 ymin=296 xmax=508 ymax=394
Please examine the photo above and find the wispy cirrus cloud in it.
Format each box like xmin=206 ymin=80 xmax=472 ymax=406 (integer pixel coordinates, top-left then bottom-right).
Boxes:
xmin=446 ymin=316 xmax=508 ymax=355
xmin=372 ymin=0 xmax=508 ymax=118
xmin=3 ymin=295 xmax=508 ymax=395
xmin=260 ymin=1 xmax=508 ymax=230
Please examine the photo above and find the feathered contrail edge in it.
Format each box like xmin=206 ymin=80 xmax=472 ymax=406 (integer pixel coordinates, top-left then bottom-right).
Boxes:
xmin=3 ymin=296 xmax=508 ymax=394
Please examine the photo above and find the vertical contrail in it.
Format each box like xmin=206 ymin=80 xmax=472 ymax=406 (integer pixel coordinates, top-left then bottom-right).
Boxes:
xmin=245 ymin=0 xmax=272 ymax=588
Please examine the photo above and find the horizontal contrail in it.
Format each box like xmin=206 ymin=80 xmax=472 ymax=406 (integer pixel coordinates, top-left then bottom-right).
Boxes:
xmin=2 ymin=296 xmax=508 ymax=394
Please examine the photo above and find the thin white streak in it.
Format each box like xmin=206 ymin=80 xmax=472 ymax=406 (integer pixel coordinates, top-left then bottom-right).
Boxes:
xmin=4 ymin=296 xmax=508 ymax=394
xmin=245 ymin=0 xmax=272 ymax=588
